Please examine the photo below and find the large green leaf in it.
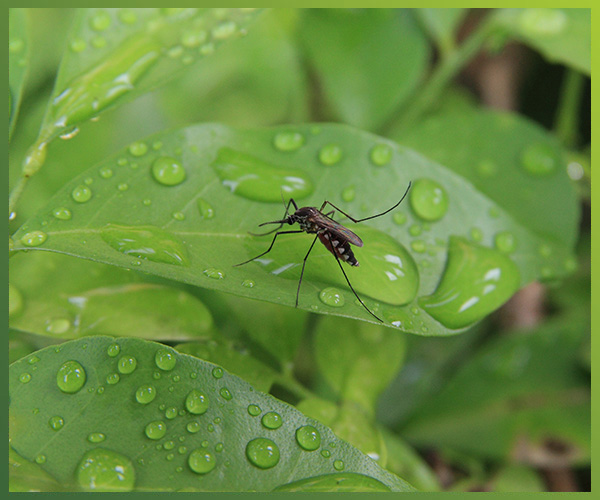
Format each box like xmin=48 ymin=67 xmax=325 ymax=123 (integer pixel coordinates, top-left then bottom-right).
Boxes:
xmin=400 ymin=319 xmax=590 ymax=465
xmin=11 ymin=123 xmax=575 ymax=335
xmin=299 ymin=9 xmax=429 ymax=130
xmin=9 ymin=336 xmax=413 ymax=492
xmin=493 ymin=8 xmax=590 ymax=75
xmin=9 ymin=251 xmax=213 ymax=341
xmin=394 ymin=109 xmax=580 ymax=248
xmin=9 ymin=8 xmax=30 ymax=140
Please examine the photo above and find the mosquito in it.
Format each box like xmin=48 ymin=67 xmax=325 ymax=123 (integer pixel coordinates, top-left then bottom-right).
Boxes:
xmin=234 ymin=182 xmax=412 ymax=322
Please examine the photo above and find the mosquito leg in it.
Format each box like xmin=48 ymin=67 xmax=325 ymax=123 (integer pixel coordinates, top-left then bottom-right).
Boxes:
xmin=234 ymin=230 xmax=304 ymax=267
xmin=319 ymin=182 xmax=411 ymax=223
xmin=296 ymin=235 xmax=319 ymax=308
xmin=332 ymin=251 xmax=383 ymax=322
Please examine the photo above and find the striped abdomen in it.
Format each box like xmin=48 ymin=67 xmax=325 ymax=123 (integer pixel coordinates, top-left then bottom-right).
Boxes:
xmin=318 ymin=231 xmax=359 ymax=267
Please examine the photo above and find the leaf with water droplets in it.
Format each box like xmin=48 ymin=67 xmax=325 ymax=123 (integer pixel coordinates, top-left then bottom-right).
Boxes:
xmin=9 ymin=8 xmax=30 ymax=140
xmin=493 ymin=8 xmax=590 ymax=74
xmin=11 ymin=123 xmax=577 ymax=335
xmin=9 ymin=336 xmax=414 ymax=491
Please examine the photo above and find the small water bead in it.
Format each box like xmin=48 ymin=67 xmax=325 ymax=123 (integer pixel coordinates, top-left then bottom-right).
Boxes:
xmin=35 ymin=455 xmax=46 ymax=464
xmin=248 ymin=404 xmax=261 ymax=416
xmin=188 ymin=449 xmax=216 ymax=474
xmin=20 ymin=230 xmax=47 ymax=247
xmin=90 ymin=10 xmax=111 ymax=31
xmin=46 ymin=318 xmax=72 ymax=335
xmin=246 ymin=438 xmax=280 ymax=469
xmin=261 ymin=412 xmax=283 ymax=430
xmin=197 ymin=199 xmax=215 ymax=219
xmin=333 ymin=460 xmax=345 ymax=471
xmin=107 ymin=344 xmax=120 ymax=357
xmin=165 ymin=407 xmax=178 ymax=419
xmin=88 ymin=432 xmax=106 ymax=443
xmin=494 ymin=231 xmax=517 ymax=253
xmin=19 ymin=373 xmax=31 ymax=384
xmin=57 ymin=360 xmax=86 ymax=393
xmin=181 ymin=30 xmax=207 ymax=48
xmin=341 ymin=185 xmax=356 ymax=202
xmin=202 ymin=267 xmax=226 ymax=280
xmin=106 ymin=373 xmax=120 ymax=385
xmin=117 ymin=158 xmax=128 ymax=167
xmin=296 ymin=425 xmax=321 ymax=451
xmin=212 ymin=20 xmax=237 ymax=39
xmin=164 ymin=440 xmax=175 ymax=450
xmin=128 ymin=141 xmax=148 ymax=157
xmin=119 ymin=9 xmax=137 ymax=24
xmin=219 ymin=387 xmax=232 ymax=400
xmin=97 ymin=387 xmax=105 ymax=394
xmin=273 ymin=131 xmax=305 ymax=152
xmin=242 ymin=279 xmax=255 ymax=288
xmin=410 ymin=179 xmax=449 ymax=222
xmin=519 ymin=8 xmax=567 ymax=36
xmin=409 ymin=224 xmax=422 ymax=237
xmin=52 ymin=207 xmax=72 ymax=220
xmin=117 ymin=183 xmax=129 ymax=192
xmin=72 ymin=185 xmax=92 ymax=203
xmin=185 ymin=390 xmax=209 ymax=415
xmin=212 ymin=367 xmax=223 ymax=379
xmin=319 ymin=144 xmax=343 ymax=165
xmin=135 ymin=384 xmax=157 ymax=404
xmin=321 ymin=449 xmax=331 ymax=458
xmin=155 ymin=349 xmax=177 ymax=371
xmin=319 ymin=287 xmax=345 ymax=308
xmin=393 ymin=212 xmax=407 ymax=226
xmin=77 ymin=448 xmax=135 ymax=492
xmin=199 ymin=42 xmax=215 ymax=55
xmin=215 ymin=443 xmax=224 ymax=452
xmin=369 ymin=144 xmax=393 ymax=166
xmin=49 ymin=415 xmax=64 ymax=431
xmin=410 ymin=240 xmax=426 ymax=253
xmin=202 ymin=439 xmax=210 ymax=447
xmin=117 ymin=356 xmax=137 ymax=374
xmin=178 ymin=446 xmax=187 ymax=455
xmin=172 ymin=211 xmax=185 ymax=221
xmin=187 ymin=421 xmax=201 ymax=433
xmin=143 ymin=199 xmax=152 ymax=206
xmin=151 ymin=156 xmax=186 ymax=186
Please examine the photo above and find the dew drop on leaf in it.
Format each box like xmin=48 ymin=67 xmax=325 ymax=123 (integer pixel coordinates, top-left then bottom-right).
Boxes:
xmin=242 ymin=279 xmax=255 ymax=288
xmin=155 ymin=349 xmax=176 ymax=371
xmin=219 ymin=387 xmax=232 ymax=400
xmin=185 ymin=389 xmax=209 ymax=415
xmin=56 ymin=360 xmax=86 ymax=393
xmin=106 ymin=373 xmax=120 ymax=385
xmin=212 ymin=367 xmax=223 ymax=379
xmin=87 ymin=432 xmax=106 ymax=443
xmin=128 ymin=141 xmax=148 ymax=157
xmin=117 ymin=356 xmax=137 ymax=374
xmin=76 ymin=448 xmax=135 ymax=492
xmin=520 ymin=142 xmax=558 ymax=176
xmin=295 ymin=425 xmax=321 ymax=451
xmin=261 ymin=411 xmax=283 ymax=430
xmin=494 ymin=231 xmax=517 ymax=253
xmin=319 ymin=287 xmax=345 ymax=308
xmin=48 ymin=415 xmax=64 ymax=431
xmin=247 ymin=404 xmax=261 ymax=416
xmin=151 ymin=156 xmax=186 ymax=186
xmin=188 ymin=449 xmax=216 ymax=474
xmin=333 ymin=460 xmax=345 ymax=471
xmin=369 ymin=144 xmax=393 ymax=166
xmin=52 ymin=207 xmax=72 ymax=220
xmin=71 ymin=185 xmax=92 ymax=203
xmin=20 ymin=230 xmax=47 ymax=247
xmin=246 ymin=438 xmax=280 ymax=469
xmin=107 ymin=344 xmax=120 ymax=357
xmin=409 ymin=178 xmax=449 ymax=222
xmin=318 ymin=144 xmax=343 ymax=166
xmin=341 ymin=185 xmax=356 ymax=202
xmin=135 ymin=384 xmax=157 ymax=404
xmin=19 ymin=373 xmax=31 ymax=384
xmin=197 ymin=198 xmax=215 ymax=219
xmin=203 ymin=268 xmax=225 ymax=279
xmin=145 ymin=421 xmax=167 ymax=440
xmin=273 ymin=131 xmax=305 ymax=152
xmin=165 ymin=407 xmax=178 ymax=419
xmin=186 ymin=421 xmax=201 ymax=433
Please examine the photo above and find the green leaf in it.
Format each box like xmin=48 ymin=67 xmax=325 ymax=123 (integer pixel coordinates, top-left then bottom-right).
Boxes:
xmin=493 ymin=8 xmax=590 ymax=75
xmin=11 ymin=123 xmax=575 ymax=335
xmin=9 ymin=336 xmax=413 ymax=492
xmin=9 ymin=251 xmax=213 ymax=341
xmin=314 ymin=315 xmax=406 ymax=413
xmin=299 ymin=9 xmax=429 ymax=130
xmin=9 ymin=8 xmax=30 ymax=140
xmin=36 ymin=8 xmax=263 ymax=146
xmin=412 ymin=8 xmax=467 ymax=55
xmin=394 ymin=109 xmax=580 ymax=248
xmin=400 ymin=319 xmax=590 ymax=465
xmin=9 ymin=330 xmax=36 ymax=365
xmin=9 ymin=446 xmax=66 ymax=492
xmin=491 ymin=464 xmax=545 ymax=492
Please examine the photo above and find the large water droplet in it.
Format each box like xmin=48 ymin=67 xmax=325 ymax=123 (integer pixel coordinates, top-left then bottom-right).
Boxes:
xmin=20 ymin=230 xmax=47 ymax=247
xmin=145 ymin=420 xmax=167 ymax=440
xmin=341 ymin=185 xmax=356 ymax=202
xmin=273 ymin=131 xmax=305 ymax=152
xmin=319 ymin=287 xmax=345 ymax=308
xmin=246 ymin=438 xmax=280 ymax=469
xmin=261 ymin=412 xmax=283 ymax=430
xmin=185 ymin=389 xmax=209 ymax=414
xmin=520 ymin=142 xmax=558 ymax=176
xmin=100 ymin=224 xmax=190 ymax=266
xmin=155 ymin=349 xmax=176 ymax=371
xmin=76 ymin=448 xmax=135 ymax=491
xmin=45 ymin=317 xmax=71 ymax=335
xmin=274 ymin=472 xmax=391 ymax=492
xmin=188 ymin=449 xmax=216 ymax=474
xmin=118 ymin=356 xmax=137 ymax=374
xmin=419 ymin=237 xmax=520 ymax=329
xmin=135 ymin=384 xmax=157 ymax=404
xmin=57 ymin=360 xmax=86 ymax=393
xmin=72 ymin=185 xmax=92 ymax=203
xmin=296 ymin=425 xmax=321 ymax=451
xmin=212 ymin=148 xmax=314 ymax=202
xmin=152 ymin=156 xmax=186 ymax=186
xmin=410 ymin=179 xmax=449 ymax=222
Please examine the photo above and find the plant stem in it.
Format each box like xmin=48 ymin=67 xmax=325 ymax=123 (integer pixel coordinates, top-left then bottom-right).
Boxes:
xmin=388 ymin=17 xmax=498 ymax=135
xmin=554 ymin=69 xmax=585 ymax=149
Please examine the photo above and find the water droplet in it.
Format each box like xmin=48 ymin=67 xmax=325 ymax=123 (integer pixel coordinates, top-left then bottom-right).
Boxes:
xmin=128 ymin=141 xmax=148 ymax=157
xmin=410 ymin=240 xmax=426 ymax=253
xmin=392 ymin=212 xmax=407 ymax=226
xmin=100 ymin=224 xmax=190 ymax=266
xmin=408 ymin=224 xmax=422 ymax=237
xmin=52 ymin=207 xmax=72 ymax=220
xmin=145 ymin=421 xmax=167 ymax=440
xmin=107 ymin=344 xmax=120 ymax=357
xmin=520 ymin=142 xmax=558 ymax=176
xmin=165 ymin=407 xmax=178 ymax=419
xmin=296 ymin=425 xmax=321 ymax=451
xmin=135 ymin=384 xmax=157 ymax=404
xmin=321 ymin=449 xmax=330 ymax=458
xmin=369 ymin=144 xmax=393 ymax=166
xmin=187 ymin=421 xmax=201 ymax=433
xmin=242 ymin=279 xmax=255 ymax=288
xmin=410 ymin=179 xmax=449 ymax=222
xmin=117 ymin=183 xmax=129 ymax=192
xmin=519 ymin=8 xmax=567 ymax=36
xmin=119 ymin=9 xmax=137 ymax=24
xmin=72 ymin=185 xmax=92 ymax=203
xmin=419 ymin=237 xmax=520 ymax=329
xmin=319 ymin=287 xmax=345 ymax=308
xmin=19 ymin=373 xmax=31 ymax=384
xmin=341 ymin=185 xmax=356 ymax=202
xmin=261 ymin=412 xmax=283 ymax=430
xmin=246 ymin=438 xmax=280 ymax=469
xmin=106 ymin=373 xmax=120 ymax=385
xmin=152 ymin=156 xmax=186 ymax=186
xmin=219 ymin=387 xmax=232 ymax=400
xmin=178 ymin=446 xmax=187 ymax=455
xmin=333 ymin=459 xmax=345 ymax=471
xmin=90 ymin=10 xmax=111 ymax=31
xmin=494 ymin=231 xmax=517 ymax=253
xmin=318 ymin=144 xmax=342 ymax=166
xmin=87 ymin=432 xmax=106 ymax=443
xmin=247 ymin=404 xmax=261 ymax=416
xmin=48 ymin=415 xmax=64 ymax=431
xmin=155 ymin=349 xmax=176 ymax=371
xmin=203 ymin=268 xmax=225 ymax=279
xmin=164 ymin=440 xmax=175 ymax=450
xmin=212 ymin=20 xmax=237 ymax=39
xmin=76 ymin=448 xmax=135 ymax=491
xmin=197 ymin=198 xmax=215 ymax=219
xmin=57 ymin=360 xmax=86 ymax=393
xmin=20 ymin=230 xmax=47 ymax=247
xmin=181 ymin=30 xmax=208 ymax=48
xmin=35 ymin=454 xmax=46 ymax=464
xmin=212 ymin=148 xmax=314 ymax=202
xmin=115 ymin=355 xmax=136 ymax=374
xmin=45 ymin=317 xmax=71 ymax=335
xmin=273 ymin=131 xmax=305 ymax=152
xmin=188 ymin=449 xmax=216 ymax=474
xmin=212 ymin=367 xmax=223 ymax=379
xmin=215 ymin=443 xmax=224 ymax=452
xmin=185 ymin=390 xmax=209 ymax=415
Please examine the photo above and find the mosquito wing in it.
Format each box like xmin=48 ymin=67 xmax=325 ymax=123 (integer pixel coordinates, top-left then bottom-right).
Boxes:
xmin=316 ymin=213 xmax=364 ymax=247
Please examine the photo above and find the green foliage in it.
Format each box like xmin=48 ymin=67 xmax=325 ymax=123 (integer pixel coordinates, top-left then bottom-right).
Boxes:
xmin=8 ymin=8 xmax=589 ymax=492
